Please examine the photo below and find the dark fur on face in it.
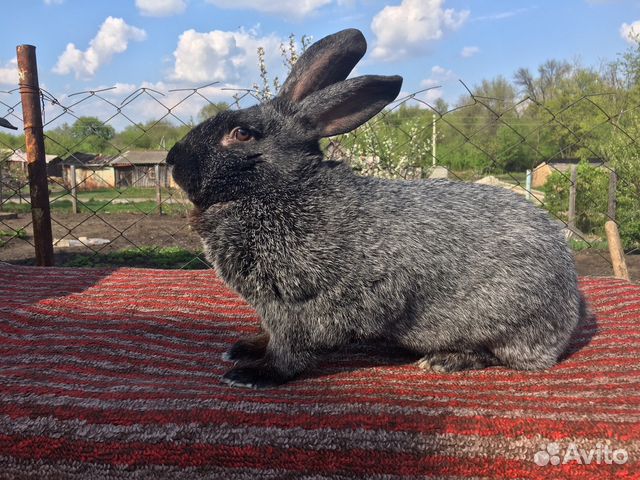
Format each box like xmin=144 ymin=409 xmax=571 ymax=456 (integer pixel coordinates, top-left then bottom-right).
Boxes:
xmin=168 ymin=29 xmax=582 ymax=389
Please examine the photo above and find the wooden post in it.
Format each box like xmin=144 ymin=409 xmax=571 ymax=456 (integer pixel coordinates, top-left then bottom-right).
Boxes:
xmin=431 ymin=114 xmax=437 ymax=167
xmin=605 ymin=221 xmax=630 ymax=281
xmin=567 ymin=164 xmax=577 ymax=235
xmin=525 ymin=169 xmax=532 ymax=201
xmin=17 ymin=44 xmax=54 ymax=266
xmin=608 ymin=170 xmax=617 ymax=221
xmin=70 ymin=164 xmax=78 ymax=214
xmin=155 ymin=163 xmax=162 ymax=215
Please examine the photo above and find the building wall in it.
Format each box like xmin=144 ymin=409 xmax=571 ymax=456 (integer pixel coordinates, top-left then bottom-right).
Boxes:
xmin=167 ymin=166 xmax=178 ymax=188
xmin=63 ymin=166 xmax=116 ymax=190
xmin=47 ymin=161 xmax=63 ymax=178
xmin=532 ymin=162 xmax=583 ymax=188
xmin=115 ymin=165 xmax=176 ymax=189
xmin=532 ymin=163 xmax=552 ymax=189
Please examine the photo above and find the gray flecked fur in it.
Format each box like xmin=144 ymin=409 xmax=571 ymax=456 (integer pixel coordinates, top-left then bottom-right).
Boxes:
xmin=166 ymin=29 xmax=582 ymax=388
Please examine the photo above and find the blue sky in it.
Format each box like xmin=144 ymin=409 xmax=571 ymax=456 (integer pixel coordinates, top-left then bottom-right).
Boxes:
xmin=1 ymin=0 xmax=639 ymax=130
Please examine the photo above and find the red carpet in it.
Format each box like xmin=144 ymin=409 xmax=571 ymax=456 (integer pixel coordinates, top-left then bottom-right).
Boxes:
xmin=0 ymin=264 xmax=638 ymax=479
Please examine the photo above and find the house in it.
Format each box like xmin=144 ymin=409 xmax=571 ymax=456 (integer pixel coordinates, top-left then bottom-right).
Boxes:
xmin=61 ymin=152 xmax=116 ymax=191
xmin=46 ymin=156 xmax=64 ymax=178
xmin=110 ymin=150 xmax=177 ymax=189
xmin=2 ymin=149 xmax=63 ymax=177
xmin=8 ymin=149 xmax=179 ymax=191
xmin=532 ymin=158 xmax=605 ymax=188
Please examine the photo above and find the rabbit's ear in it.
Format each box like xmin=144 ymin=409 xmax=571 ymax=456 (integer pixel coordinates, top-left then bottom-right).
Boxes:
xmin=296 ymin=75 xmax=403 ymax=138
xmin=279 ymin=29 xmax=366 ymax=104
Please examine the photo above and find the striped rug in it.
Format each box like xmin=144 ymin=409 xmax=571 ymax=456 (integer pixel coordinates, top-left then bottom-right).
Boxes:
xmin=0 ymin=264 xmax=638 ymax=479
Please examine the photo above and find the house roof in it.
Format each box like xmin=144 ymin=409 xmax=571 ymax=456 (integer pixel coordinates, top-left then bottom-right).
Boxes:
xmin=111 ymin=150 xmax=167 ymax=166
xmin=2 ymin=149 xmax=62 ymax=164
xmin=57 ymin=150 xmax=169 ymax=167
xmin=535 ymin=158 xmax=605 ymax=169
xmin=61 ymin=152 xmax=113 ymax=167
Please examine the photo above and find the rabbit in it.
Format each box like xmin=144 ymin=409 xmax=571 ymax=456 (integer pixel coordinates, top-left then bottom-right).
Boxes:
xmin=166 ymin=28 xmax=582 ymax=389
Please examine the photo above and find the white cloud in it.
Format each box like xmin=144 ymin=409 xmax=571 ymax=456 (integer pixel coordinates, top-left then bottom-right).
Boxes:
xmin=460 ymin=46 xmax=479 ymax=58
xmin=423 ymin=88 xmax=443 ymax=105
xmin=419 ymin=65 xmax=457 ymax=107
xmin=621 ymin=20 xmax=640 ymax=44
xmin=136 ymin=0 xmax=187 ymax=16
xmin=170 ymin=28 xmax=282 ymax=84
xmin=99 ymin=82 xmax=139 ymax=97
xmin=371 ymin=0 xmax=469 ymax=61
xmin=205 ymin=0 xmax=332 ymax=18
xmin=0 ymin=58 xmax=18 ymax=86
xmin=53 ymin=17 xmax=147 ymax=79
xmin=40 ymin=81 xmax=252 ymax=132
xmin=472 ymin=7 xmax=534 ymax=22
xmin=127 ymin=81 xmax=243 ymax=123
xmin=421 ymin=65 xmax=455 ymax=88
xmin=44 ymin=0 xmax=64 ymax=4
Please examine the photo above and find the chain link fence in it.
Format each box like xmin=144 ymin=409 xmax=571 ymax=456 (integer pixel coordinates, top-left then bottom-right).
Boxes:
xmin=1 ymin=50 xmax=638 ymax=279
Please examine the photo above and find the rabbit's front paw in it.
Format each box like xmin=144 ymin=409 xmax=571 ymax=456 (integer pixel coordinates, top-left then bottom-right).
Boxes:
xmin=221 ymin=360 xmax=289 ymax=389
xmin=222 ymin=332 xmax=270 ymax=363
xmin=417 ymin=351 xmax=500 ymax=373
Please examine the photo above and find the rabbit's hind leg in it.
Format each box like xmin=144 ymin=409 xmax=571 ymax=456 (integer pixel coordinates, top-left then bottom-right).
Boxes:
xmin=223 ymin=331 xmax=270 ymax=363
xmin=417 ymin=350 xmax=501 ymax=373
xmin=491 ymin=342 xmax=560 ymax=371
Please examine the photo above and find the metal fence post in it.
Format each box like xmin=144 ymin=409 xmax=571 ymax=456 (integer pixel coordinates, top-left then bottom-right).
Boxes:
xmin=17 ymin=44 xmax=54 ymax=266
xmin=568 ymin=165 xmax=577 ymax=236
xmin=431 ymin=114 xmax=437 ymax=167
xmin=155 ymin=164 xmax=162 ymax=215
xmin=70 ymin=164 xmax=78 ymax=214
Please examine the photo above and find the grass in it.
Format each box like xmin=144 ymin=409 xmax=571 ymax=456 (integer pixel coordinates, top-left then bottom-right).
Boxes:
xmin=1 ymin=204 xmax=32 ymax=214
xmin=60 ymin=187 xmax=179 ymax=202
xmin=0 ymin=229 xmax=26 ymax=238
xmin=59 ymin=246 xmax=210 ymax=269
xmin=495 ymin=172 xmax=528 ymax=185
xmin=0 ymin=228 xmax=27 ymax=247
xmin=569 ymin=238 xmax=609 ymax=251
xmin=0 ymin=186 xmax=190 ymax=215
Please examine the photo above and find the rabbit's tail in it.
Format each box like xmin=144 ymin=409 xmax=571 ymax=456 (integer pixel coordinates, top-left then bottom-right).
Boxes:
xmin=499 ymin=285 xmax=587 ymax=370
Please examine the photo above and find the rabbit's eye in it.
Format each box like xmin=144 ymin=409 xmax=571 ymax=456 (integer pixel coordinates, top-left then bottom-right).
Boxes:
xmin=232 ymin=127 xmax=253 ymax=142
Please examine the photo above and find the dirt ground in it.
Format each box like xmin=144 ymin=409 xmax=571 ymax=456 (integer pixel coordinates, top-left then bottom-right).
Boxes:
xmin=0 ymin=212 xmax=202 ymax=265
xmin=1 ymin=212 xmax=638 ymax=281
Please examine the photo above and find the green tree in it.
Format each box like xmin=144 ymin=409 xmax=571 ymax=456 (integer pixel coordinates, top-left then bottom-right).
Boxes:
xmin=44 ymin=123 xmax=75 ymax=156
xmin=0 ymin=131 xmax=25 ymax=151
xmin=197 ymin=102 xmax=229 ymax=122
xmin=112 ymin=119 xmax=191 ymax=151
xmin=70 ymin=117 xmax=116 ymax=153
xmin=542 ymin=161 xmax=608 ymax=233
xmin=514 ymin=60 xmax=572 ymax=102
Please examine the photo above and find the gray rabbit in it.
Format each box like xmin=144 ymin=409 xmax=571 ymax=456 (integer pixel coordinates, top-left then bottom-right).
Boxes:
xmin=167 ymin=29 xmax=582 ymax=388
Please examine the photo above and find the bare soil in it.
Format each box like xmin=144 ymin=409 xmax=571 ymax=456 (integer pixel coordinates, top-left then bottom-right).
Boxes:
xmin=0 ymin=212 xmax=201 ymax=265
xmin=1 ymin=212 xmax=638 ymax=281
xmin=574 ymin=249 xmax=639 ymax=280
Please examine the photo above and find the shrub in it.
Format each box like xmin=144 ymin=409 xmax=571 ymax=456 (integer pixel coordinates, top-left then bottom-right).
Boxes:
xmin=542 ymin=160 xmax=639 ymax=250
